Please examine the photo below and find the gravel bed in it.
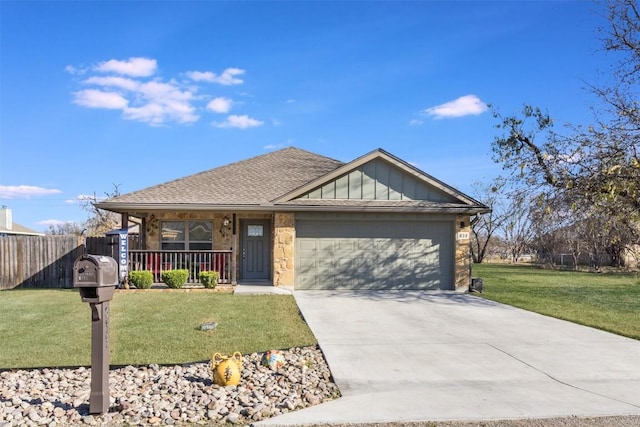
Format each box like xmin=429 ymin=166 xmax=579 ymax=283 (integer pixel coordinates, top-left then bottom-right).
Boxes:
xmin=0 ymin=346 xmax=340 ymax=426
xmin=2 ymin=347 xmax=638 ymax=427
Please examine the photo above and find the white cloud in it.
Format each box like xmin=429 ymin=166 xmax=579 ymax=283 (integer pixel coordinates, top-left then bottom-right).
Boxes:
xmin=65 ymin=65 xmax=87 ymax=75
xmin=264 ymin=144 xmax=285 ymax=150
xmin=125 ymin=102 xmax=198 ymax=126
xmin=127 ymin=81 xmax=199 ymax=124
xmin=185 ymin=71 xmax=215 ymax=82
xmin=409 ymin=119 xmax=424 ymax=126
xmin=214 ymin=115 xmax=264 ymax=129
xmin=75 ymin=79 xmax=198 ymax=124
xmin=69 ymin=58 xmax=254 ymax=126
xmin=83 ymin=76 xmax=140 ymax=91
xmin=423 ymin=95 xmax=488 ymax=119
xmin=214 ymin=68 xmax=245 ymax=85
xmin=187 ymin=68 xmax=245 ymax=85
xmin=94 ymin=57 xmax=157 ymax=77
xmin=207 ymin=97 xmax=233 ymax=113
xmin=286 ymin=99 xmax=295 ymax=104
xmin=0 ymin=185 xmax=62 ymax=199
xmin=73 ymin=89 xmax=129 ymax=109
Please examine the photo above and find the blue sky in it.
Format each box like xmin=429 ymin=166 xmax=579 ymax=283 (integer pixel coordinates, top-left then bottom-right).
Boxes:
xmin=1 ymin=0 xmax=611 ymax=232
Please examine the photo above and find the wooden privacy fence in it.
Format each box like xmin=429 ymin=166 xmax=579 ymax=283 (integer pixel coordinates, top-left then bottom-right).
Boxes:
xmin=0 ymin=235 xmax=138 ymax=289
xmin=0 ymin=236 xmax=82 ymax=289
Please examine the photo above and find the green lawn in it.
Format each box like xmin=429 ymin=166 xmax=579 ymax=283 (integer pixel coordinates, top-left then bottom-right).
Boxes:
xmin=473 ymin=263 xmax=640 ymax=340
xmin=0 ymin=290 xmax=316 ymax=369
xmin=3 ymin=266 xmax=638 ymax=368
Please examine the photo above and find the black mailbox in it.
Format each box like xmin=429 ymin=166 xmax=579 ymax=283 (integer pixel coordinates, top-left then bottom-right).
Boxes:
xmin=73 ymin=255 xmax=118 ymax=303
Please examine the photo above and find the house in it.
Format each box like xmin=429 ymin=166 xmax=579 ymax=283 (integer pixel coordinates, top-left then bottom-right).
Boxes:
xmin=0 ymin=206 xmax=44 ymax=236
xmin=96 ymin=147 xmax=490 ymax=291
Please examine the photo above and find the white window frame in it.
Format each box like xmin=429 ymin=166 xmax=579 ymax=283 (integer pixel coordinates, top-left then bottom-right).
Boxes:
xmin=161 ymin=220 xmax=213 ymax=250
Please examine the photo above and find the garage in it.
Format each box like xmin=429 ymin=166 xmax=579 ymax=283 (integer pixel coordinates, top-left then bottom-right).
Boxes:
xmin=295 ymin=214 xmax=454 ymax=290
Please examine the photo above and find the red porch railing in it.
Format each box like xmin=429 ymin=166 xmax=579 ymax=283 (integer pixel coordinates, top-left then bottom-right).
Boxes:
xmin=128 ymin=250 xmax=232 ymax=284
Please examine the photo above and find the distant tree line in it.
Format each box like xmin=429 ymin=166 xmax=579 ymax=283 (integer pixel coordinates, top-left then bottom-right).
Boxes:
xmin=474 ymin=1 xmax=640 ymax=270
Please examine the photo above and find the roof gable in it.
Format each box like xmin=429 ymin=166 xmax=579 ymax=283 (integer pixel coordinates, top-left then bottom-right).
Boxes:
xmin=274 ymin=148 xmax=478 ymax=206
xmin=293 ymin=157 xmax=459 ymax=203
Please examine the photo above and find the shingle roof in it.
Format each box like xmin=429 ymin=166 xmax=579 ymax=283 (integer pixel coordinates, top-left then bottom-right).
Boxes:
xmin=0 ymin=222 xmax=44 ymax=236
xmin=101 ymin=147 xmax=344 ymax=207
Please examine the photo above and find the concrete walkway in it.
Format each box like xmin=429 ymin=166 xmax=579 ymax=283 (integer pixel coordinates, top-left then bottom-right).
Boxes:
xmin=233 ymin=283 xmax=293 ymax=295
xmin=258 ymin=290 xmax=640 ymax=425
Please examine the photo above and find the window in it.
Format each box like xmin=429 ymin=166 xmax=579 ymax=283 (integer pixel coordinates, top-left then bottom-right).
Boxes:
xmin=161 ymin=221 xmax=212 ymax=250
xmin=247 ymin=225 xmax=264 ymax=237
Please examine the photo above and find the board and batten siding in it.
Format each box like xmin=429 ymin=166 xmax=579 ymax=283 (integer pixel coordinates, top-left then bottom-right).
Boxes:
xmin=298 ymin=158 xmax=458 ymax=202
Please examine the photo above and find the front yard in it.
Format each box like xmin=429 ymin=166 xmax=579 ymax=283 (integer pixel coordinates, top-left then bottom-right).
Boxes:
xmin=2 ymin=264 xmax=638 ymax=369
xmin=0 ymin=290 xmax=316 ymax=369
xmin=473 ymin=263 xmax=640 ymax=340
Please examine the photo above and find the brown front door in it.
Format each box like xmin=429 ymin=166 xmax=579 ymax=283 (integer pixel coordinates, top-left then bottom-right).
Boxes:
xmin=240 ymin=219 xmax=271 ymax=280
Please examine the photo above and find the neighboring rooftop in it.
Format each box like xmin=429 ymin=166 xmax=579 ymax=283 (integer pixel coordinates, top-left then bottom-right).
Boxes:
xmin=0 ymin=206 xmax=44 ymax=236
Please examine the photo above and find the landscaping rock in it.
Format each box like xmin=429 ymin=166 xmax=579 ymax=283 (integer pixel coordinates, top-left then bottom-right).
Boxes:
xmin=0 ymin=346 xmax=340 ymax=426
xmin=198 ymin=322 xmax=218 ymax=331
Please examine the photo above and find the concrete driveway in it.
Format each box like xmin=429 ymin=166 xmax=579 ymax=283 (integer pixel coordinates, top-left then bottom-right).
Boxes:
xmin=259 ymin=290 xmax=640 ymax=425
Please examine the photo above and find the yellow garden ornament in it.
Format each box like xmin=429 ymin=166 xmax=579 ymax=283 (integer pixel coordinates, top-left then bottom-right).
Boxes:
xmin=211 ymin=352 xmax=243 ymax=386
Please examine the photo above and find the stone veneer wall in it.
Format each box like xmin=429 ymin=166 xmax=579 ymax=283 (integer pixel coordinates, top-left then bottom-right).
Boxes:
xmin=273 ymin=212 xmax=295 ymax=288
xmin=454 ymin=215 xmax=471 ymax=292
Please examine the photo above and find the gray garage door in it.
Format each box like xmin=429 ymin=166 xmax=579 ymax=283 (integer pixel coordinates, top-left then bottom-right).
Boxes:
xmin=295 ymin=216 xmax=454 ymax=290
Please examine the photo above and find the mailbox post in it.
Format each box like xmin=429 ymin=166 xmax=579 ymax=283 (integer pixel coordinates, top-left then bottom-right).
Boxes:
xmin=73 ymin=254 xmax=118 ymax=415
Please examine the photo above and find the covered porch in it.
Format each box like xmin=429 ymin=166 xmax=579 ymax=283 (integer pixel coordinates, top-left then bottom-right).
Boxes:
xmin=119 ymin=211 xmax=295 ymax=288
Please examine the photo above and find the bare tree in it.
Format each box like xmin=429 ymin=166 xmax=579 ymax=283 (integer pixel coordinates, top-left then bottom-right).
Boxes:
xmin=528 ymin=192 xmax=584 ymax=269
xmin=81 ymin=184 xmax=122 ymax=236
xmin=470 ymin=177 xmax=510 ymax=263
xmin=491 ymin=1 xmax=640 ymax=248
xmin=45 ymin=222 xmax=84 ymax=235
xmin=500 ymin=192 xmax=534 ymax=263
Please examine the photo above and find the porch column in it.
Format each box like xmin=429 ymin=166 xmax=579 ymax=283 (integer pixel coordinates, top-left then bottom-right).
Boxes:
xmin=273 ymin=212 xmax=295 ymax=288
xmin=231 ymin=214 xmax=237 ymax=284
xmin=454 ymin=216 xmax=472 ymax=292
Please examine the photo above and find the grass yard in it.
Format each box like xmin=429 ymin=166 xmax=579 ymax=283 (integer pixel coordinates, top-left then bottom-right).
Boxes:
xmin=0 ymin=290 xmax=316 ymax=369
xmin=473 ymin=263 xmax=640 ymax=340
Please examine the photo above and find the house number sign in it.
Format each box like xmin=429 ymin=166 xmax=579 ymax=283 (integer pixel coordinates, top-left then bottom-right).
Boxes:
xmin=457 ymin=232 xmax=470 ymax=240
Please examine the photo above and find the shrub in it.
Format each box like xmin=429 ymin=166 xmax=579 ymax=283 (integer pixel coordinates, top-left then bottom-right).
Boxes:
xmin=161 ymin=269 xmax=189 ymax=289
xmin=199 ymin=271 xmax=219 ymax=289
xmin=128 ymin=271 xmax=153 ymax=289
